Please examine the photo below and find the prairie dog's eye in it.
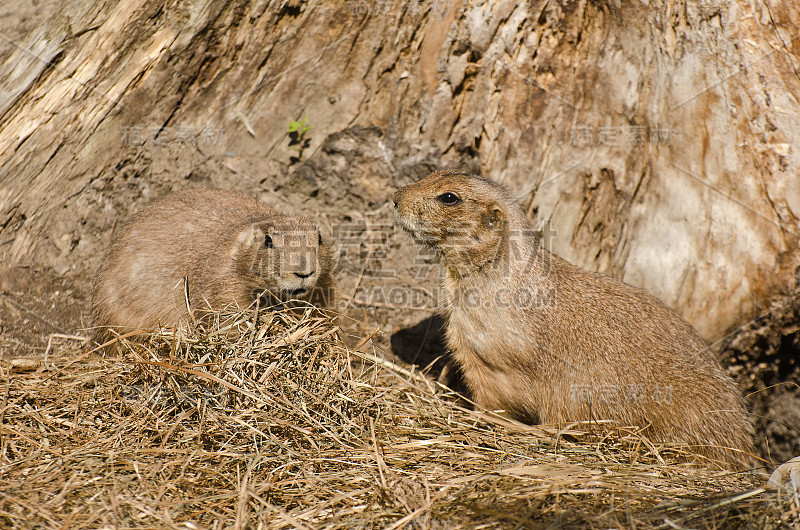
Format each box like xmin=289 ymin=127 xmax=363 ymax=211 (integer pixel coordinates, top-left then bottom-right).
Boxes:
xmin=318 ymin=233 xmax=323 ymax=245
xmin=436 ymin=192 xmax=462 ymax=205
xmin=264 ymin=234 xmax=274 ymax=249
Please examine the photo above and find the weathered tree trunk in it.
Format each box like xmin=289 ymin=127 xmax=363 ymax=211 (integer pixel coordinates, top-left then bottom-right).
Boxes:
xmin=2 ymin=0 xmax=798 ymax=338
xmin=1 ymin=0 xmax=798 ymax=458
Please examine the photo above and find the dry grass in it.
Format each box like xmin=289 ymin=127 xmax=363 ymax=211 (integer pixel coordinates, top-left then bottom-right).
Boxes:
xmin=1 ymin=306 xmax=798 ymax=529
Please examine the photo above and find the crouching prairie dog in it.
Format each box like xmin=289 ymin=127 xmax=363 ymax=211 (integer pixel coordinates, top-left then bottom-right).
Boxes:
xmin=394 ymin=170 xmax=755 ymax=469
xmin=92 ymin=189 xmax=335 ymax=345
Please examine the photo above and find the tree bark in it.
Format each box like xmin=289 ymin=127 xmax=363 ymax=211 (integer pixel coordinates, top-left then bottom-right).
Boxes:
xmin=1 ymin=0 xmax=798 ymax=344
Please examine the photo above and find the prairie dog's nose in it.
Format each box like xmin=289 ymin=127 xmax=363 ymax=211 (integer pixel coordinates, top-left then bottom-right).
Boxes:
xmin=294 ymin=271 xmax=315 ymax=279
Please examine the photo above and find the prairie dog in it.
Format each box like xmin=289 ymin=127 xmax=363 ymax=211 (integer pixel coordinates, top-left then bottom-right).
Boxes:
xmin=394 ymin=170 xmax=755 ymax=469
xmin=92 ymin=189 xmax=335 ymax=343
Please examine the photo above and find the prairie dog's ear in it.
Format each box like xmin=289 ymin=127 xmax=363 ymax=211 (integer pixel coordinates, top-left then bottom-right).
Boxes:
xmin=481 ymin=202 xmax=504 ymax=230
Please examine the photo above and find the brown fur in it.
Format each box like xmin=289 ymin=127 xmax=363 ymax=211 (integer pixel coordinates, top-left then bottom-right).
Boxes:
xmin=394 ymin=170 xmax=755 ymax=469
xmin=92 ymin=189 xmax=335 ymax=345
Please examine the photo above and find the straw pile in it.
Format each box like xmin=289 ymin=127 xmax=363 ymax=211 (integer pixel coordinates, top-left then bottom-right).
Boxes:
xmin=1 ymin=306 xmax=798 ymax=528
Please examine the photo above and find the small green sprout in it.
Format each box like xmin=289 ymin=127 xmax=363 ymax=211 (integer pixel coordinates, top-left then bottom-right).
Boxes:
xmin=288 ymin=117 xmax=311 ymax=162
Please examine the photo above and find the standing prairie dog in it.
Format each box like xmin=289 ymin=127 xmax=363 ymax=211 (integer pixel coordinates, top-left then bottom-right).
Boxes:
xmin=92 ymin=189 xmax=335 ymax=344
xmin=394 ymin=170 xmax=755 ymax=469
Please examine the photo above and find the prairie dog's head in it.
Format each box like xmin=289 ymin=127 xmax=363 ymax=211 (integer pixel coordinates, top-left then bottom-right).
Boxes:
xmin=234 ymin=215 xmax=329 ymax=304
xmin=393 ymin=171 xmax=513 ymax=274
